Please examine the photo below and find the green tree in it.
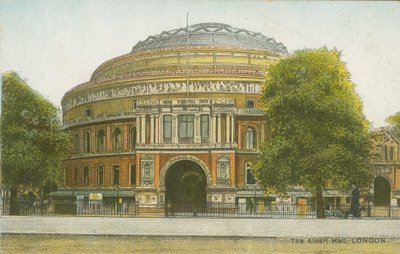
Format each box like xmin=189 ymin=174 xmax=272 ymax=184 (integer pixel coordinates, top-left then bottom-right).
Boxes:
xmin=386 ymin=112 xmax=400 ymax=137
xmin=1 ymin=72 xmax=71 ymax=214
xmin=254 ymin=48 xmax=373 ymax=218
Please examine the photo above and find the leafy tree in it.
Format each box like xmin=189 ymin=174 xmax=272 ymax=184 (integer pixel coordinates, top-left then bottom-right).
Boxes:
xmin=1 ymin=71 xmax=71 ymax=214
xmin=386 ymin=112 xmax=400 ymax=137
xmin=254 ymin=48 xmax=373 ymax=218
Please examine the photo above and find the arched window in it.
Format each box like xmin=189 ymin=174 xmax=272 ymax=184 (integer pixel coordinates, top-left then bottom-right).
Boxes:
xmin=245 ymin=127 xmax=256 ymax=150
xmin=97 ymin=165 xmax=104 ymax=185
xmin=84 ymin=131 xmax=91 ymax=153
xmin=113 ymin=128 xmax=122 ymax=152
xmin=97 ymin=129 xmax=106 ymax=153
xmin=74 ymin=134 xmax=80 ymax=154
xmin=83 ymin=166 xmax=89 ymax=186
xmin=389 ymin=146 xmax=394 ymax=161
xmin=245 ymin=162 xmax=256 ymax=185
xmin=384 ymin=144 xmax=388 ymax=161
xmin=112 ymin=165 xmax=120 ymax=185
xmin=85 ymin=109 xmax=91 ymax=117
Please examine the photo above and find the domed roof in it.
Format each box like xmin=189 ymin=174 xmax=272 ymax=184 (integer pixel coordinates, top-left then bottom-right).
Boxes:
xmin=131 ymin=22 xmax=288 ymax=54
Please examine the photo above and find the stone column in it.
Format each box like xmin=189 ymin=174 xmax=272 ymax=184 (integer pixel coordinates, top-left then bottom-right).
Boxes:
xmin=123 ymin=123 xmax=129 ymax=151
xmin=105 ymin=126 xmax=111 ymax=152
xmin=194 ymin=114 xmax=200 ymax=143
xmin=154 ymin=154 xmax=160 ymax=188
xmin=141 ymin=115 xmax=146 ymax=144
xmin=230 ymin=152 xmax=236 ymax=187
xmin=172 ymin=115 xmax=178 ymax=144
xmin=150 ymin=115 xmax=155 ymax=144
xmin=217 ymin=114 xmax=222 ymax=144
xmin=211 ymin=154 xmax=217 ymax=186
xmin=226 ymin=114 xmax=231 ymax=144
xmin=237 ymin=123 xmax=242 ymax=149
xmin=231 ymin=115 xmax=235 ymax=145
xmin=212 ymin=114 xmax=217 ymax=143
xmin=78 ymin=129 xmax=82 ymax=154
xmin=136 ymin=154 xmax=141 ymax=186
xmin=136 ymin=115 xmax=141 ymax=144
xmin=91 ymin=128 xmax=96 ymax=153
xmin=155 ymin=116 xmax=159 ymax=144
xmin=159 ymin=115 xmax=163 ymax=143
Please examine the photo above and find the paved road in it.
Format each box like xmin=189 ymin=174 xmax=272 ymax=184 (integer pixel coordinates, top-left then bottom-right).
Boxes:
xmin=1 ymin=216 xmax=400 ymax=238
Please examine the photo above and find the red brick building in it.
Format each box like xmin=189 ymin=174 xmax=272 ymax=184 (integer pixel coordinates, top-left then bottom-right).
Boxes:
xmin=54 ymin=23 xmax=287 ymax=212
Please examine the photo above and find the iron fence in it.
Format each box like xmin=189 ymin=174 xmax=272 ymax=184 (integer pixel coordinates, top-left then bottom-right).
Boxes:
xmin=166 ymin=202 xmax=400 ymax=219
xmin=1 ymin=198 xmax=139 ymax=217
xmin=2 ymin=198 xmax=400 ymax=219
xmin=1 ymin=198 xmax=51 ymax=216
xmin=167 ymin=202 xmax=319 ymax=219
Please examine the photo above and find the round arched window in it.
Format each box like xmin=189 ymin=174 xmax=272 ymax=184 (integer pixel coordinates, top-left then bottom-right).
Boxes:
xmin=245 ymin=127 xmax=255 ymax=150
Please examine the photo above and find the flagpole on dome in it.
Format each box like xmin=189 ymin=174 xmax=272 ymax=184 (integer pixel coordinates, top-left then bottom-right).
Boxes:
xmin=186 ymin=12 xmax=189 ymax=98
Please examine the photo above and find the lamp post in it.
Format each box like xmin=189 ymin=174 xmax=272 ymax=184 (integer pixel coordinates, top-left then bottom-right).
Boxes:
xmin=253 ymin=184 xmax=257 ymax=214
xmin=50 ymin=117 xmax=53 ymax=194
xmin=368 ymin=183 xmax=374 ymax=217
xmin=116 ymin=185 xmax=120 ymax=216
xmin=72 ymin=189 xmax=75 ymax=215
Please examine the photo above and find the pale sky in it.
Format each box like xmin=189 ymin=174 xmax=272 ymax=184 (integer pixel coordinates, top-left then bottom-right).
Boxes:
xmin=1 ymin=1 xmax=399 ymax=127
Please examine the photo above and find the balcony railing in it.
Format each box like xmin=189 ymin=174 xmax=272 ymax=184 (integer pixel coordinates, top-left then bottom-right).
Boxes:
xmin=236 ymin=108 xmax=265 ymax=115
xmin=63 ymin=111 xmax=136 ymax=128
xmin=178 ymin=137 xmax=194 ymax=144
xmin=136 ymin=142 xmax=237 ymax=149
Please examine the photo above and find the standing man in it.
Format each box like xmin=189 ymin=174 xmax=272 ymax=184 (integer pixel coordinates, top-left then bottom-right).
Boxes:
xmin=350 ymin=184 xmax=360 ymax=218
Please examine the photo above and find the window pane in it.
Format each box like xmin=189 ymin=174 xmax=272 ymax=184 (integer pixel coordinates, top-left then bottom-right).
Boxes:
xmin=163 ymin=116 xmax=172 ymax=138
xmin=144 ymin=164 xmax=150 ymax=177
xmin=83 ymin=166 xmax=89 ymax=185
xmin=246 ymin=128 xmax=254 ymax=149
xmin=390 ymin=146 xmax=394 ymax=161
xmin=201 ymin=115 xmax=209 ymax=137
xmin=246 ymin=100 xmax=255 ymax=109
xmin=75 ymin=135 xmax=80 ymax=153
xmin=97 ymin=130 xmax=105 ymax=152
xmin=97 ymin=166 xmax=103 ymax=185
xmin=113 ymin=165 xmax=120 ymax=185
xmin=178 ymin=114 xmax=194 ymax=139
xmin=114 ymin=129 xmax=122 ymax=151
xmin=247 ymin=169 xmax=256 ymax=184
xmin=178 ymin=121 xmax=186 ymax=138
xmin=187 ymin=121 xmax=194 ymax=138
xmin=85 ymin=132 xmax=91 ymax=153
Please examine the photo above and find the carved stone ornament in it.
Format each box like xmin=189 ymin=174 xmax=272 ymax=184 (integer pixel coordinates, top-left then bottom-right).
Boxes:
xmin=62 ymin=81 xmax=261 ymax=111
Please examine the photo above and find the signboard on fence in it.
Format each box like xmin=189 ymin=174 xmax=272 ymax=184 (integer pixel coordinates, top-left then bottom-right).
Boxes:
xmin=76 ymin=195 xmax=85 ymax=201
xmin=89 ymin=193 xmax=103 ymax=201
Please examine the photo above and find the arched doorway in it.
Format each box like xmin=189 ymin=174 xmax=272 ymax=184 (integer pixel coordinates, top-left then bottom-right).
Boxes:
xmin=165 ymin=160 xmax=207 ymax=205
xmin=374 ymin=177 xmax=391 ymax=206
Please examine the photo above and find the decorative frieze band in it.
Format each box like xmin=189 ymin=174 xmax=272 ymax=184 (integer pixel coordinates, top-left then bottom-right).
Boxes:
xmin=62 ymin=81 xmax=261 ymax=111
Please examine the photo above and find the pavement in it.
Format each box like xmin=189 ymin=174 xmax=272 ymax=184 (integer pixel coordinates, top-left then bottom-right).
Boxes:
xmin=1 ymin=216 xmax=400 ymax=238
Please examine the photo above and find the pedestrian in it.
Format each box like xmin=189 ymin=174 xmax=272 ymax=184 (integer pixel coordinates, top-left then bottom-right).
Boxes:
xmin=350 ymin=184 xmax=360 ymax=218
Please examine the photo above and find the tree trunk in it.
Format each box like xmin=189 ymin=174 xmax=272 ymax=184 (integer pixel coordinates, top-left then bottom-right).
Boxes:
xmin=9 ymin=187 xmax=19 ymax=215
xmin=316 ymin=187 xmax=325 ymax=219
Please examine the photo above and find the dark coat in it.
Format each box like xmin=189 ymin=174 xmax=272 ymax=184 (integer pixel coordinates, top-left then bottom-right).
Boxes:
xmin=351 ymin=187 xmax=360 ymax=206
